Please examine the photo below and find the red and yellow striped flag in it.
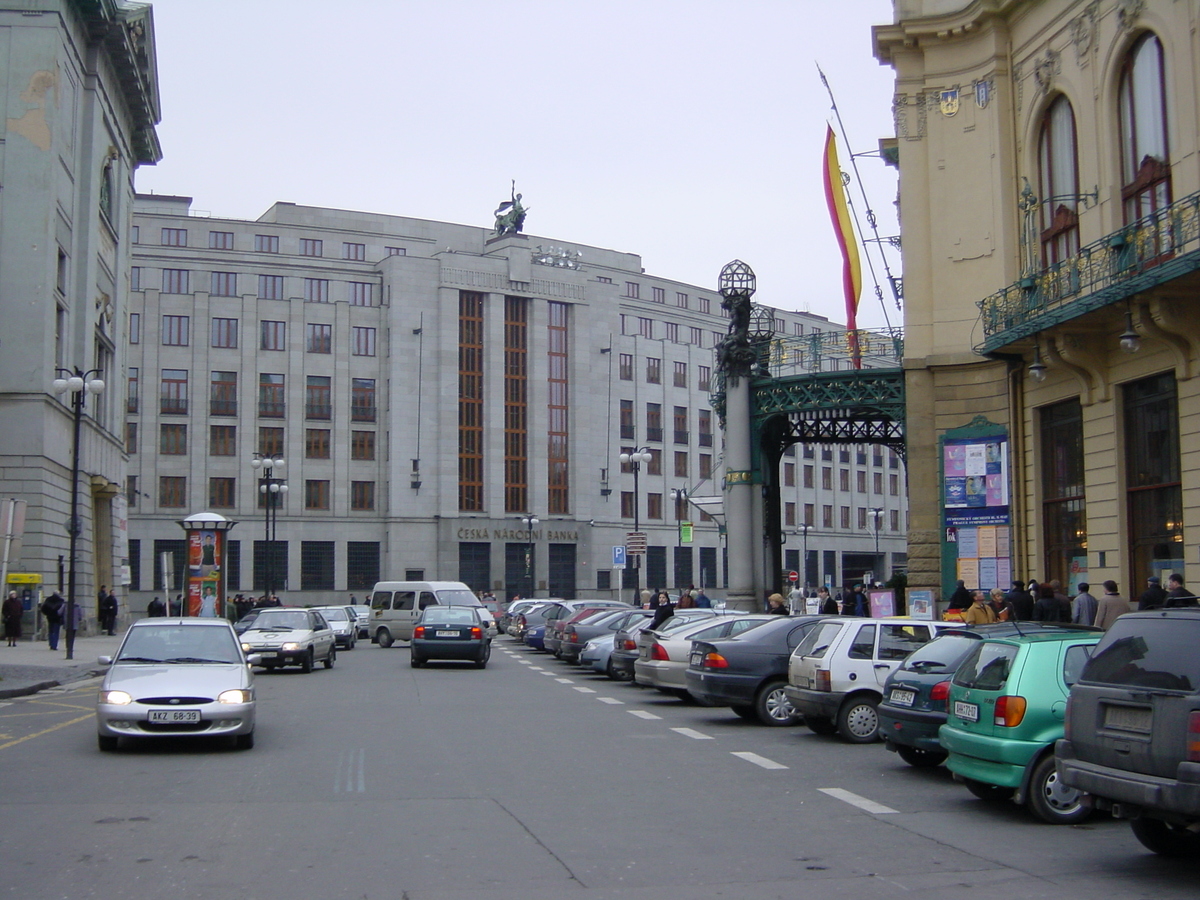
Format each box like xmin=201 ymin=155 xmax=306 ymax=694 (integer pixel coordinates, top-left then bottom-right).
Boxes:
xmin=822 ymin=125 xmax=862 ymax=367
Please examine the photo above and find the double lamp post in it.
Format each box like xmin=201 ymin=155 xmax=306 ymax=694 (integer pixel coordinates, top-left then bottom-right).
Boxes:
xmin=250 ymin=454 xmax=287 ymax=597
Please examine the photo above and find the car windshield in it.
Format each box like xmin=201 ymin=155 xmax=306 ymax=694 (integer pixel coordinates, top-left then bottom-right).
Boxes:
xmin=954 ymin=642 xmax=1018 ymax=691
xmin=437 ymin=590 xmax=483 ymax=607
xmin=793 ymin=621 xmax=844 ymax=659
xmin=422 ymin=608 xmax=478 ymax=625
xmin=318 ymin=608 xmax=348 ymax=621
xmin=1082 ymin=620 xmax=1200 ymax=691
xmin=117 ymin=625 xmax=241 ymax=664
xmin=899 ymin=634 xmax=979 ymax=674
xmin=251 ymin=611 xmax=310 ymax=631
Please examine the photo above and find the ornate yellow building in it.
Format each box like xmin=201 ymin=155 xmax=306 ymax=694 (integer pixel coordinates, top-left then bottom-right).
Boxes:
xmin=875 ymin=0 xmax=1199 ymax=601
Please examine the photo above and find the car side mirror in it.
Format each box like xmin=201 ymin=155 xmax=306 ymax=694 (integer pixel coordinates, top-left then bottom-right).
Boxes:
xmin=246 ymin=653 xmax=263 ymax=667
xmin=98 ymin=655 xmax=112 ymax=666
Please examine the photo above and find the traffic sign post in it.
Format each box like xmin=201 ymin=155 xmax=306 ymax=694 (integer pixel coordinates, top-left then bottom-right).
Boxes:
xmin=625 ymin=532 xmax=647 ymax=555
xmin=788 ymin=570 xmax=799 ymax=583
xmin=680 ymin=522 xmax=693 ymax=544
xmin=612 ymin=545 xmax=627 ymax=569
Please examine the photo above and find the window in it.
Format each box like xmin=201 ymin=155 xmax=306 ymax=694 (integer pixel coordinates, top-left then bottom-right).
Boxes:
xmin=784 ymin=463 xmax=795 ymax=487
xmin=385 ymin=246 xmax=405 ymax=257
xmin=665 ymin=322 xmax=679 ymax=342
xmin=785 ymin=502 xmax=796 ymax=527
xmin=638 ymin=317 xmax=653 ymax=338
xmin=306 ymin=376 xmax=331 ymax=419
xmin=306 ymin=428 xmax=331 ymax=459
xmin=210 ymin=371 xmax=237 ymax=416
xmin=162 ymin=269 xmax=189 ymax=293
xmin=858 ymin=507 xmax=868 ymax=529
xmin=259 ymin=373 xmax=284 ymax=417
xmin=804 ymin=465 xmax=814 ymax=488
xmin=652 ymin=286 xmax=665 ymax=303
xmin=822 ymin=467 xmax=832 ymax=490
xmin=130 ymin=267 xmax=141 ymax=291
xmin=258 ymin=274 xmax=284 ymax=300
xmin=689 ymin=327 xmax=703 ymax=347
xmin=874 ymin=472 xmax=883 ymax=494
xmin=347 ymin=542 xmax=381 ymax=590
xmin=351 ymin=481 xmax=375 ymax=510
xmin=349 ymin=282 xmax=374 ymax=306
xmin=161 ymin=228 xmax=187 ymax=247
xmin=261 ymin=320 xmax=285 ymax=350
xmin=304 ymin=278 xmax=330 ymax=303
xmin=624 ymin=282 xmax=640 ymax=299
xmin=618 ymin=353 xmax=633 ymax=380
xmin=1042 ymin=399 xmax=1086 ymax=588
xmin=890 ymin=509 xmax=900 ymax=532
xmin=619 ymin=399 xmax=634 ymax=440
xmin=841 ymin=506 xmax=851 ymax=529
xmin=125 ymin=421 xmax=137 ymax=454
xmin=351 ymin=378 xmax=376 ymax=422
xmin=127 ymin=478 xmax=138 ymax=509
xmin=646 ymin=403 xmax=662 ymax=442
xmin=621 ymin=491 xmax=636 ymax=519
xmin=699 ymin=296 xmax=710 ymax=314
xmin=306 ymin=323 xmax=332 ymax=353
xmin=675 ymin=451 xmax=688 ymax=478
xmin=258 ymin=426 xmax=284 ymax=457
xmin=160 ymin=369 xmax=188 ymax=415
xmin=646 ymin=357 xmax=661 ymax=384
xmin=857 ymin=471 xmax=867 ymax=493
xmin=698 ymin=366 xmax=711 ymax=393
xmin=352 ymin=326 xmax=376 ymax=356
xmin=159 ymin=476 xmax=187 ymax=508
xmin=300 ymin=238 xmax=323 ymax=257
xmin=209 ymin=477 xmax=235 ymax=508
xmin=131 ymin=225 xmax=139 ymax=243
xmin=254 ymin=234 xmax=279 ymax=253
xmin=210 ymin=272 xmax=237 ymax=296
xmin=210 ymin=425 xmax=236 ymax=456
xmin=351 ymin=430 xmax=375 ymax=460
xmin=676 ymin=292 xmax=688 ymax=308
xmin=129 ymin=312 xmax=140 ymax=344
xmin=162 ymin=315 xmax=189 ymax=346
xmin=823 ymin=505 xmax=833 ymax=528
xmin=211 ymin=318 xmax=238 ymax=348
xmin=890 ymin=473 xmax=899 ymax=496
xmin=647 ymin=449 xmax=662 ymax=476
xmin=699 ymin=453 xmax=712 ymax=480
xmin=160 ymin=423 xmax=187 ymax=455
xmin=840 ymin=469 xmax=850 ymax=491
xmin=646 ymin=493 xmax=663 ymax=519
xmin=301 ymin=542 xmax=335 ymax=591
xmin=305 ymin=480 xmax=330 ymax=510
xmin=674 ymin=405 xmax=688 ymax=444
xmin=1038 ymin=94 xmax=1080 ymax=264
xmin=1119 ymin=33 xmax=1170 ymax=222
xmin=673 ymin=361 xmax=687 ymax=388
xmin=126 ymin=368 xmax=139 ymax=414
xmin=804 ymin=503 xmax=814 ymax=526
xmin=343 ymin=242 xmax=366 ymax=261
xmin=209 ymin=231 xmax=234 ymax=250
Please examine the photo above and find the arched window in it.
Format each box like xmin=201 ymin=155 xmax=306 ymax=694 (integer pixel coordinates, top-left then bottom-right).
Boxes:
xmin=1119 ymin=33 xmax=1170 ymax=222
xmin=1038 ymin=94 xmax=1079 ymax=264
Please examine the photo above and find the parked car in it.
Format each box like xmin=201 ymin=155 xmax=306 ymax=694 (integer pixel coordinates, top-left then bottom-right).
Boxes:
xmin=310 ymin=605 xmax=358 ymax=649
xmin=881 ymin=623 xmax=1100 ymax=767
xmin=1057 ymin=608 xmax=1200 ymax=854
xmin=240 ymin=607 xmax=337 ymax=672
xmin=635 ymin=615 xmax=772 ymax=698
xmin=786 ymin=617 xmax=951 ymax=742
xmin=612 ymin=609 xmax=727 ymax=682
xmin=687 ymin=616 xmax=824 ymax=726
xmin=500 ymin=600 xmax=543 ymax=637
xmin=542 ymin=600 xmax=629 ymax=656
xmin=560 ymin=609 xmax=652 ymax=664
xmin=509 ymin=603 xmax=552 ymax=641
xmin=351 ymin=605 xmax=371 ymax=639
xmin=410 ymin=606 xmax=491 ymax=668
xmin=939 ymin=629 xmax=1101 ymax=824
xmin=96 ymin=618 xmax=256 ymax=751
xmin=524 ymin=623 xmax=547 ymax=651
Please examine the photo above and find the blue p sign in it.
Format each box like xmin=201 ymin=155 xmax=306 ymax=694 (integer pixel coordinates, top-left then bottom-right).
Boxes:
xmin=612 ymin=545 xmax=627 ymax=568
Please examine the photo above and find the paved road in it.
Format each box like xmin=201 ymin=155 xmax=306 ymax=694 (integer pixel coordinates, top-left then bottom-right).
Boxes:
xmin=0 ymin=635 xmax=1194 ymax=900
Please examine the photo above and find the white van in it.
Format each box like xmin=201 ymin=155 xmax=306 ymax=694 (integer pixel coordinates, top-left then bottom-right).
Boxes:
xmin=368 ymin=581 xmax=490 ymax=646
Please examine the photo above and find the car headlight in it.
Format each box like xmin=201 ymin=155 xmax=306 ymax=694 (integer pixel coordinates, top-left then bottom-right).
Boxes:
xmin=240 ymin=642 xmax=252 ymax=652
xmin=217 ymin=689 xmax=252 ymax=704
xmin=100 ymin=690 xmax=133 ymax=705
xmin=281 ymin=642 xmax=300 ymax=651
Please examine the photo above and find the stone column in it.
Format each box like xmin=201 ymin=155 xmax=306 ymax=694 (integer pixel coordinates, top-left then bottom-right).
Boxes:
xmin=723 ymin=374 xmax=758 ymax=611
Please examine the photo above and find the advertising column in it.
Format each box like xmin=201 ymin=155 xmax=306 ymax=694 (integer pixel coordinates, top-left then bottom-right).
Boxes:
xmin=178 ymin=513 xmax=235 ymax=618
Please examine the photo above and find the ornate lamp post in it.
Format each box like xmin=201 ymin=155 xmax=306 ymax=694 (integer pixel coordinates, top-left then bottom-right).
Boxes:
xmin=619 ymin=448 xmax=652 ymax=603
xmin=520 ymin=514 xmax=539 ymax=597
xmin=52 ymin=367 xmax=105 ymax=659
xmin=793 ymin=523 xmax=812 ymax=589
xmin=670 ymin=487 xmax=688 ymax=588
xmin=250 ymin=454 xmax=287 ymax=598
xmin=869 ymin=507 xmax=885 ymax=583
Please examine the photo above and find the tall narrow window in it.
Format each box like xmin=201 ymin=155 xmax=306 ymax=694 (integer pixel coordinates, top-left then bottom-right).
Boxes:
xmin=306 ymin=376 xmax=331 ymax=420
xmin=259 ymin=374 xmax=284 ymax=417
xmin=258 ymin=274 xmax=284 ymax=300
xmin=126 ymin=368 xmax=139 ymax=414
xmin=129 ymin=312 xmax=140 ymax=344
xmin=211 ymin=317 xmax=238 ymax=349
xmin=261 ymin=320 xmax=285 ymax=350
xmin=673 ymin=406 xmax=688 ymax=444
xmin=673 ymin=361 xmax=687 ymax=388
xmin=619 ymin=399 xmax=634 ymax=441
xmin=352 ymin=326 xmax=376 ymax=357
xmin=1119 ymin=33 xmax=1170 ymax=222
xmin=646 ymin=357 xmax=661 ymax=384
xmin=210 ymin=371 xmax=237 ymax=416
xmin=459 ymin=292 xmax=484 ymax=511
xmin=618 ymin=353 xmax=633 ymax=381
xmin=1125 ymin=372 xmax=1182 ymax=582
xmin=1038 ymin=94 xmax=1080 ymax=264
xmin=351 ymin=378 xmax=376 ymax=422
xmin=160 ymin=369 xmax=188 ymax=415
xmin=547 ymin=301 xmax=569 ymax=515
xmin=306 ymin=323 xmax=332 ymax=353
xmin=646 ymin=403 xmax=662 ymax=442
xmin=504 ymin=295 xmax=529 ymax=513
xmin=1041 ymin=398 xmax=1086 ymax=589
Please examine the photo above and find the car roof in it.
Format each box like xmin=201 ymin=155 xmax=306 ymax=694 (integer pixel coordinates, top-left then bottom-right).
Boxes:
xmin=129 ymin=617 xmax=234 ymax=629
xmin=974 ymin=630 xmax=1103 ymax=645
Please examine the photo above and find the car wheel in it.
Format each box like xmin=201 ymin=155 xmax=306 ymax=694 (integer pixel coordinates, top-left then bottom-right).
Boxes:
xmin=754 ymin=680 xmax=800 ymax=727
xmin=805 ymin=716 xmax=839 ymax=735
xmin=234 ymin=730 xmax=255 ymax=751
xmin=963 ymin=778 xmax=1015 ymax=802
xmin=836 ymin=697 xmax=880 ymax=743
xmin=1130 ymin=816 xmax=1200 ymax=856
xmin=605 ymin=659 xmax=627 ymax=681
xmin=348 ymin=638 xmax=355 ymax=650
xmin=897 ymin=745 xmax=948 ymax=768
xmin=1027 ymin=755 xmax=1091 ymax=824
xmin=377 ymin=628 xmax=394 ymax=649
xmin=300 ymin=649 xmax=314 ymax=673
xmin=323 ymin=647 xmax=336 ymax=669
xmin=410 ymin=655 xmax=423 ymax=668
xmin=731 ymin=704 xmax=757 ymax=721
xmin=97 ymin=734 xmax=118 ymax=752
xmin=475 ymin=645 xmax=491 ymax=668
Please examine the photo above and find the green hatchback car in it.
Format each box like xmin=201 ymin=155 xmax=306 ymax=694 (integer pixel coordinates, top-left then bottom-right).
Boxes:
xmin=939 ymin=630 xmax=1101 ymax=824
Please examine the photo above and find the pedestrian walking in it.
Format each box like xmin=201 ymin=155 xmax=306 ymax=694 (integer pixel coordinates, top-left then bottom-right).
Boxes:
xmin=817 ymin=587 xmax=839 ymax=615
xmin=767 ymin=593 xmax=789 ymax=615
xmin=963 ymin=591 xmax=998 ymax=625
xmin=169 ymin=594 xmax=183 ymax=616
xmin=947 ymin=580 xmax=973 ymax=610
xmin=1137 ymin=576 xmax=1167 ymax=610
xmin=98 ymin=588 xmax=118 ymax=635
xmin=1033 ymin=583 xmax=1069 ymax=622
xmin=146 ymin=595 xmax=166 ymax=617
xmin=1071 ymin=583 xmax=1098 ymax=626
xmin=694 ymin=588 xmax=711 ymax=608
xmin=1163 ymin=573 xmax=1197 ymax=607
xmin=1006 ymin=580 xmax=1034 ymax=621
xmin=640 ymin=589 xmax=653 ymax=610
xmin=1095 ymin=580 xmax=1130 ymax=631
xmin=676 ymin=590 xmax=696 ymax=610
xmin=990 ymin=587 xmax=1013 ymax=621
xmin=3 ymin=591 xmax=23 ymax=646
xmin=40 ymin=591 xmax=65 ymax=650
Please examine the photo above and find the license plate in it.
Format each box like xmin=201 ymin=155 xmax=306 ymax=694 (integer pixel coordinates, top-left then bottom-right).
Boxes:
xmin=954 ymin=701 xmax=979 ymax=722
xmin=149 ymin=709 xmax=200 ymax=724
xmin=1104 ymin=704 xmax=1152 ymax=733
xmin=690 ymin=651 xmax=704 ymax=666
xmin=890 ymin=689 xmax=916 ymax=707
xmin=257 ymin=651 xmax=277 ymax=658
xmin=435 ymin=630 xmax=459 ymax=638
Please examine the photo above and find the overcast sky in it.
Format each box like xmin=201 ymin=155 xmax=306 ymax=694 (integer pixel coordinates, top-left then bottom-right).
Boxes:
xmin=135 ymin=0 xmax=901 ymax=330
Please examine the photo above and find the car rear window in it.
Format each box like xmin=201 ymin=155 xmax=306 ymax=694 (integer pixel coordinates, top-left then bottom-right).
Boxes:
xmin=437 ymin=590 xmax=482 ymax=607
xmin=1081 ymin=620 xmax=1200 ymax=691
xmin=899 ymin=634 xmax=978 ymax=674
xmin=793 ymin=621 xmax=844 ymax=659
xmin=954 ymin=642 xmax=1018 ymax=691
xmin=878 ymin=624 xmax=935 ymax=660
xmin=320 ymin=608 xmax=348 ymax=621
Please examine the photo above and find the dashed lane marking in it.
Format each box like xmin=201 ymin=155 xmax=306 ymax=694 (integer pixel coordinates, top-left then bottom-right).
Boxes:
xmin=818 ymin=787 xmax=899 ymax=814
xmin=597 ymin=697 xmax=624 ymax=705
xmin=731 ymin=751 xmax=788 ymax=770
xmin=628 ymin=710 xmax=661 ymax=720
xmin=539 ymin=672 xmax=555 ymax=676
xmin=572 ymin=686 xmax=596 ymax=694
xmin=554 ymin=678 xmax=574 ymax=684
xmin=671 ymin=727 xmax=713 ymax=740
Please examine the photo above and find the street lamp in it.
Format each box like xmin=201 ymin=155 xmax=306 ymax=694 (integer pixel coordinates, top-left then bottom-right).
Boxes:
xmin=619 ymin=448 xmax=653 ymax=604
xmin=52 ymin=367 xmax=105 ymax=660
xmin=250 ymin=454 xmax=287 ymax=598
xmin=793 ymin=523 xmax=812 ymax=589
xmin=670 ymin=488 xmax=687 ymax=589
xmin=519 ymin=514 xmax=539 ymax=598
xmin=869 ymin=507 xmax=885 ymax=584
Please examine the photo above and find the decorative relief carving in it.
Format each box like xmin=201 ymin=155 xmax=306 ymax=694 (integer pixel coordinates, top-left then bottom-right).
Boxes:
xmin=1033 ymin=48 xmax=1061 ymax=95
xmin=1117 ymin=0 xmax=1144 ymax=31
xmin=1071 ymin=3 xmax=1098 ymax=64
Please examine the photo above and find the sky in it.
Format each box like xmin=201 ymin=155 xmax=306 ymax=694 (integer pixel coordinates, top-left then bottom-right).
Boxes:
xmin=135 ymin=0 xmax=902 ymax=330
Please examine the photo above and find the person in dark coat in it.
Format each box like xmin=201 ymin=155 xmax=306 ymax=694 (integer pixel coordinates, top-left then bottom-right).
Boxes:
xmin=1032 ymin=583 xmax=1069 ymax=622
xmin=649 ymin=591 xmax=675 ymax=629
xmin=766 ymin=593 xmax=789 ymax=615
xmin=1137 ymin=576 xmax=1167 ymax=610
xmin=3 ymin=591 xmax=24 ymax=646
xmin=947 ymin=580 xmax=973 ymax=610
xmin=40 ymin=592 xmax=65 ymax=650
xmin=1005 ymin=580 xmax=1035 ymax=621
xmin=1163 ymin=574 xmax=1197 ymax=607
xmin=146 ymin=596 xmax=167 ymax=617
xmin=694 ymin=589 xmax=711 ymax=608
xmin=817 ymin=587 xmax=839 ymax=615
xmin=98 ymin=589 xmax=118 ymax=635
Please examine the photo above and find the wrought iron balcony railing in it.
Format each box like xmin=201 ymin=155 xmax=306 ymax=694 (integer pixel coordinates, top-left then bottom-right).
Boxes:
xmin=978 ymin=190 xmax=1200 ymax=353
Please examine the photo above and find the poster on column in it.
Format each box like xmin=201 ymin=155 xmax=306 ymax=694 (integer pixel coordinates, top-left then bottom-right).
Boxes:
xmin=186 ymin=529 xmax=224 ymax=617
xmin=944 ymin=435 xmax=1011 ymax=591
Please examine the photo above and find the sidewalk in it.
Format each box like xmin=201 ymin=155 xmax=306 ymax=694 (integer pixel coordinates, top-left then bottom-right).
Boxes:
xmin=0 ymin=633 xmax=125 ymax=699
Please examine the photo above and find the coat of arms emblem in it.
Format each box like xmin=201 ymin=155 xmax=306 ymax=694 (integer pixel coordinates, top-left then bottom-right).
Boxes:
xmin=940 ymin=88 xmax=960 ymax=117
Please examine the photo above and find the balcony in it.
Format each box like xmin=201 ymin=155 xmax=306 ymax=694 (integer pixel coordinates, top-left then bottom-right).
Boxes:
xmin=698 ymin=432 xmax=713 ymax=448
xmin=306 ymin=403 xmax=332 ymax=420
xmin=351 ymin=405 xmax=376 ymax=423
xmin=160 ymin=399 xmax=187 ymax=415
xmin=978 ymin=190 xmax=1200 ymax=354
xmin=646 ymin=426 xmax=663 ymax=443
xmin=674 ymin=429 xmax=689 ymax=445
xmin=619 ymin=424 xmax=635 ymax=440
xmin=259 ymin=401 xmax=285 ymax=418
xmin=210 ymin=399 xmax=237 ymax=417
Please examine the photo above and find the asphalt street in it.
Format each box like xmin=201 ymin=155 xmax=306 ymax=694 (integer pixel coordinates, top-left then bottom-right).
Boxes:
xmin=0 ymin=633 xmax=1195 ymax=900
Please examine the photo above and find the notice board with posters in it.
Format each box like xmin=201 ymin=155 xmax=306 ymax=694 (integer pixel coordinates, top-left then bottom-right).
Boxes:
xmin=941 ymin=418 xmax=1012 ymax=599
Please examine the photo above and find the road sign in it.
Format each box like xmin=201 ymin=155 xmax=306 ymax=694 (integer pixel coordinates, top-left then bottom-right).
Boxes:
xmin=788 ymin=571 xmax=799 ymax=583
xmin=612 ymin=545 xmax=627 ymax=569
xmin=625 ymin=532 xmax=647 ymax=554
xmin=680 ymin=522 xmax=693 ymax=544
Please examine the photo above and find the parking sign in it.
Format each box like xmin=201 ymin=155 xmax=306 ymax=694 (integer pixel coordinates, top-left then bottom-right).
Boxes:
xmin=612 ymin=545 xmax=627 ymax=569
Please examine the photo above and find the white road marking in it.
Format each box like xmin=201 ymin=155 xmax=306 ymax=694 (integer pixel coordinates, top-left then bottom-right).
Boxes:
xmin=671 ymin=727 xmax=713 ymax=740
xmin=628 ymin=710 xmax=661 ymax=720
xmin=818 ymin=787 xmax=899 ymax=814
xmin=334 ymin=748 xmax=366 ymax=793
xmin=539 ymin=671 xmax=555 ymax=676
xmin=597 ymin=697 xmax=624 ymax=705
xmin=731 ymin=751 xmax=788 ymax=770
xmin=555 ymin=678 xmax=574 ymax=684
xmin=573 ymin=686 xmax=597 ymax=693
xmin=528 ymin=666 xmax=545 ymax=671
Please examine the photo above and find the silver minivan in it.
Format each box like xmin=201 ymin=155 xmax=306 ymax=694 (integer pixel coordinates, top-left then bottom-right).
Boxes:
xmin=368 ymin=581 xmax=488 ymax=646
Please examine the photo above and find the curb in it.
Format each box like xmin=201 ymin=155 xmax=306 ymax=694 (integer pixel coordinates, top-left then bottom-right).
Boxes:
xmin=0 ymin=667 xmax=105 ymax=700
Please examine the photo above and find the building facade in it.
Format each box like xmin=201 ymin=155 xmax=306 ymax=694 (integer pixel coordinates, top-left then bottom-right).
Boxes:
xmin=876 ymin=0 xmax=1199 ymax=599
xmin=0 ymin=1 xmax=159 ymax=619
xmin=125 ymin=197 xmax=908 ymax=606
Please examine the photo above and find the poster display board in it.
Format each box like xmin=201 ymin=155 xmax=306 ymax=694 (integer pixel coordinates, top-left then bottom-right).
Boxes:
xmin=943 ymin=430 xmax=1011 ymax=593
xmin=186 ymin=528 xmax=226 ymax=617
xmin=869 ymin=590 xmax=895 ymax=618
xmin=908 ymin=589 xmax=935 ymax=621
